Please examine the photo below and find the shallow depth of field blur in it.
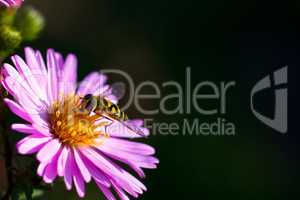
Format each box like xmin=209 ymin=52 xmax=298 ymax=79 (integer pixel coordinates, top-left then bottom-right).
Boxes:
xmin=1 ymin=0 xmax=299 ymax=199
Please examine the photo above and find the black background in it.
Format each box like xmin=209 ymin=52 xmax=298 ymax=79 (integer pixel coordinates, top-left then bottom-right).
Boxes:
xmin=10 ymin=0 xmax=300 ymax=199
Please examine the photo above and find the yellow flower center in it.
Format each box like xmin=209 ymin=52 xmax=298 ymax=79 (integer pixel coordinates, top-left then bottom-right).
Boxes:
xmin=49 ymin=95 xmax=109 ymax=147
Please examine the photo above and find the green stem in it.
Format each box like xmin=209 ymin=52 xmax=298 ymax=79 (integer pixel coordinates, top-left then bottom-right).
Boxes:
xmin=0 ymin=85 xmax=13 ymax=200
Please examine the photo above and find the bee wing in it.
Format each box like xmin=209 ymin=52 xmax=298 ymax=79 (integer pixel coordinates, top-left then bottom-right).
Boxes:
xmin=94 ymin=85 xmax=111 ymax=97
xmin=99 ymin=112 xmax=146 ymax=137
xmin=111 ymin=82 xmax=126 ymax=100
xmin=98 ymin=82 xmax=125 ymax=101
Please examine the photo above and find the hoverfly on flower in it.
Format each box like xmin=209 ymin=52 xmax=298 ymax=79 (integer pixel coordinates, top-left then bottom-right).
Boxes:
xmin=1 ymin=47 xmax=158 ymax=200
xmin=78 ymin=84 xmax=146 ymax=137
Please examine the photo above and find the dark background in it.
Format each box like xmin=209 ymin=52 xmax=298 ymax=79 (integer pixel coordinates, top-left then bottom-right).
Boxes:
xmin=14 ymin=0 xmax=300 ymax=199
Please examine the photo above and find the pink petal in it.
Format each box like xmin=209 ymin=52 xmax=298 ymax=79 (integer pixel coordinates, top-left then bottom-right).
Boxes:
xmin=11 ymin=124 xmax=38 ymax=135
xmin=80 ymin=148 xmax=121 ymax=179
xmin=0 ymin=0 xmax=23 ymax=7
xmin=97 ymin=144 xmax=158 ymax=171
xmin=97 ymin=148 xmax=145 ymax=178
xmin=77 ymin=72 xmax=107 ymax=96
xmin=102 ymin=138 xmax=155 ymax=155
xmin=47 ymin=49 xmax=59 ymax=103
xmin=4 ymin=87 xmax=48 ymax=127
xmin=35 ymin=50 xmax=48 ymax=76
xmin=60 ymin=54 xmax=77 ymax=95
xmin=3 ymin=64 xmax=43 ymax=108
xmin=37 ymin=162 xmax=47 ymax=176
xmin=17 ymin=135 xmax=50 ymax=155
xmin=57 ymin=146 xmax=69 ymax=176
xmin=80 ymin=155 xmax=111 ymax=187
xmin=116 ymin=168 xmax=146 ymax=195
xmin=126 ymin=162 xmax=145 ymax=178
xmin=112 ymin=182 xmax=130 ymax=200
xmin=43 ymin=149 xmax=60 ymax=183
xmin=0 ymin=0 xmax=9 ymax=7
xmin=73 ymin=148 xmax=91 ymax=183
xmin=64 ymin=150 xmax=74 ymax=190
xmin=80 ymin=148 xmax=141 ymax=197
xmin=32 ymin=124 xmax=51 ymax=137
xmin=11 ymin=55 xmax=45 ymax=101
xmin=25 ymin=47 xmax=46 ymax=74
xmin=4 ymin=77 xmax=43 ymax=114
xmin=55 ymin=52 xmax=64 ymax=71
xmin=4 ymin=98 xmax=32 ymax=122
xmin=92 ymin=84 xmax=110 ymax=96
xmin=73 ymin=164 xmax=86 ymax=198
xmin=1 ymin=78 xmax=15 ymax=96
xmin=24 ymin=47 xmax=48 ymax=96
xmin=110 ymin=161 xmax=146 ymax=196
xmin=37 ymin=139 xmax=61 ymax=163
xmin=127 ymin=119 xmax=144 ymax=127
xmin=96 ymin=183 xmax=116 ymax=200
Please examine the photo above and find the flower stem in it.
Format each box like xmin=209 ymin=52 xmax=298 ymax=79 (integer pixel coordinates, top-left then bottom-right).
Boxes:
xmin=0 ymin=87 xmax=13 ymax=200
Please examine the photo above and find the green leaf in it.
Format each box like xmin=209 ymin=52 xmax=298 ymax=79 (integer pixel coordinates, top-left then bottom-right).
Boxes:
xmin=32 ymin=189 xmax=44 ymax=199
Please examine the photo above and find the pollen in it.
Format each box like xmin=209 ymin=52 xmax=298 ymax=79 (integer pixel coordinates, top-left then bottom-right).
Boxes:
xmin=49 ymin=95 xmax=109 ymax=147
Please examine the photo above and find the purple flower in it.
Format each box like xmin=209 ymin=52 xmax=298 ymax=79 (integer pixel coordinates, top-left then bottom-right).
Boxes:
xmin=1 ymin=47 xmax=159 ymax=199
xmin=0 ymin=0 xmax=23 ymax=7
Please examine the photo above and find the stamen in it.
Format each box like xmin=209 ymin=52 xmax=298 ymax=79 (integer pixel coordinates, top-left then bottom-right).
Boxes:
xmin=49 ymin=95 xmax=109 ymax=147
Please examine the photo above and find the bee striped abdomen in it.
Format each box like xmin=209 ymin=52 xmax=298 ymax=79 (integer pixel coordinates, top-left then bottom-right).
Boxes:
xmin=121 ymin=111 xmax=128 ymax=121
xmin=109 ymin=104 xmax=120 ymax=117
xmin=97 ymin=97 xmax=127 ymax=121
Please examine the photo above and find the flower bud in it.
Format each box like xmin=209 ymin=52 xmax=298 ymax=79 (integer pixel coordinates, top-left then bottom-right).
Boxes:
xmin=0 ymin=25 xmax=22 ymax=58
xmin=14 ymin=6 xmax=45 ymax=41
xmin=0 ymin=8 xmax=17 ymax=25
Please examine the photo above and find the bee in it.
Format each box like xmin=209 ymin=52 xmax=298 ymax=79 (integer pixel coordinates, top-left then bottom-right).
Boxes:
xmin=78 ymin=83 xmax=145 ymax=136
xmin=80 ymin=94 xmax=128 ymax=121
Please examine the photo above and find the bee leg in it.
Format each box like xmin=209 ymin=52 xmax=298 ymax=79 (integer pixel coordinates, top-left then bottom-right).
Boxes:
xmin=73 ymin=108 xmax=89 ymax=115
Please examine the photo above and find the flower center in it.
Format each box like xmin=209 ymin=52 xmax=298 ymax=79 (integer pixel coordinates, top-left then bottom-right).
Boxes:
xmin=49 ymin=95 xmax=109 ymax=147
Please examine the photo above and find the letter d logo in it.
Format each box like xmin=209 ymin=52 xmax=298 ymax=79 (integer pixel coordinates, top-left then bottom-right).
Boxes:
xmin=250 ymin=67 xmax=288 ymax=134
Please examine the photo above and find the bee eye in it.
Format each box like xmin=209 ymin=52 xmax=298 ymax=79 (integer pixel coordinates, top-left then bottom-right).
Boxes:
xmin=83 ymin=94 xmax=93 ymax=100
